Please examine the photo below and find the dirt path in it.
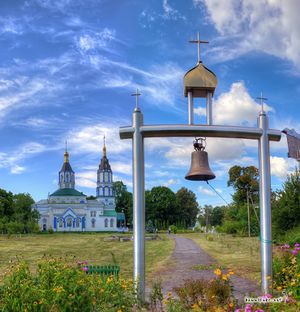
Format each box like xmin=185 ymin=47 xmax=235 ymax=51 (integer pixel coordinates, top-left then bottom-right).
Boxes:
xmin=149 ymin=235 xmax=260 ymax=302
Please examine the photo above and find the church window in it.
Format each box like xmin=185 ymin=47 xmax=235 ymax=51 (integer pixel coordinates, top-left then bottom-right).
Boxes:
xmin=104 ymin=187 xmax=109 ymax=196
xmin=66 ymin=173 xmax=69 ymax=182
xmin=91 ymin=218 xmax=96 ymax=228
xmin=76 ymin=218 xmax=80 ymax=228
xmin=90 ymin=211 xmax=96 ymax=217
xmin=100 ymin=172 xmax=103 ymax=182
xmin=110 ymin=218 xmax=114 ymax=227
xmin=104 ymin=172 xmax=108 ymax=182
xmin=67 ymin=217 xmax=72 ymax=227
xmin=59 ymin=219 xmax=63 ymax=227
xmin=105 ymin=219 xmax=108 ymax=228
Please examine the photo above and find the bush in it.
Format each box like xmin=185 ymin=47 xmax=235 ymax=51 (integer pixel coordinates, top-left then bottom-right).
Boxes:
xmin=169 ymin=225 xmax=177 ymax=234
xmin=0 ymin=257 xmax=137 ymax=311
xmin=273 ymin=243 xmax=300 ymax=300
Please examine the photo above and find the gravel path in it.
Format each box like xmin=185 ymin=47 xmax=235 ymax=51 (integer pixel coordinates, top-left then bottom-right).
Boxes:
xmin=149 ymin=235 xmax=260 ymax=302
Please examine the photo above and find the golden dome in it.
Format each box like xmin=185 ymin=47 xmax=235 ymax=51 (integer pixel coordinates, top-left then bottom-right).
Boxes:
xmin=184 ymin=62 xmax=217 ymax=97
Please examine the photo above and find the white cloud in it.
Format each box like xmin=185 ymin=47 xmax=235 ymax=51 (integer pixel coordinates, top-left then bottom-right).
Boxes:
xmin=194 ymin=81 xmax=273 ymax=126
xmin=76 ymin=171 xmax=97 ymax=188
xmin=10 ymin=165 xmax=26 ymax=174
xmin=76 ymin=28 xmax=116 ymax=52
xmin=270 ymin=156 xmax=295 ymax=179
xmin=163 ymin=178 xmax=180 ymax=187
xmin=0 ymin=142 xmax=47 ymax=174
xmin=198 ymin=186 xmax=216 ymax=196
xmin=198 ymin=0 xmax=300 ymax=68
xmin=110 ymin=162 xmax=132 ymax=175
xmin=162 ymin=0 xmax=186 ymax=21
xmin=67 ymin=121 xmax=131 ymax=156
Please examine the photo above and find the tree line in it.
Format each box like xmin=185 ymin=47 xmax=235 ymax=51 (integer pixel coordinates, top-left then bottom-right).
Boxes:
xmin=113 ymin=181 xmax=199 ymax=230
xmin=0 ymin=189 xmax=39 ymax=234
xmin=197 ymin=166 xmax=300 ymax=239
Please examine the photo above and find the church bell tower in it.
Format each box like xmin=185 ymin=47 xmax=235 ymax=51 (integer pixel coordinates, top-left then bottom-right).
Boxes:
xmin=59 ymin=142 xmax=75 ymax=189
xmin=96 ymin=137 xmax=114 ymax=200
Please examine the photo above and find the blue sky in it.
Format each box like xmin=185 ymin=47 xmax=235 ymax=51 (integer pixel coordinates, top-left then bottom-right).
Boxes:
xmin=0 ymin=0 xmax=299 ymax=206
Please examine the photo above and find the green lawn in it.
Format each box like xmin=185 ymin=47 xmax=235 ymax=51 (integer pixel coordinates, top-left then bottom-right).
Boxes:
xmin=0 ymin=233 xmax=174 ymax=280
xmin=181 ymin=233 xmax=261 ymax=282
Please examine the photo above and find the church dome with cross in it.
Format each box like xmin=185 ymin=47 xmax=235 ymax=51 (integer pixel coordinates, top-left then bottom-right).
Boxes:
xmin=184 ymin=32 xmax=217 ymax=98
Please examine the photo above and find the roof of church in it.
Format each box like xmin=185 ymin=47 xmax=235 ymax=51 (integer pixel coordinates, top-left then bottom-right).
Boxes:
xmin=103 ymin=210 xmax=117 ymax=216
xmin=99 ymin=156 xmax=111 ymax=171
xmin=50 ymin=188 xmax=86 ymax=197
xmin=60 ymin=161 xmax=74 ymax=173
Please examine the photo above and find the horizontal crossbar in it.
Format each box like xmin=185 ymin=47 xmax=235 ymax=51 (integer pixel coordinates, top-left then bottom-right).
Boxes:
xmin=119 ymin=124 xmax=281 ymax=141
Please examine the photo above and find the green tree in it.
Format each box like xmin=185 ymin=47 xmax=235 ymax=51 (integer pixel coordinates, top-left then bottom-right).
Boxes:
xmin=145 ymin=186 xmax=178 ymax=228
xmin=272 ymin=169 xmax=300 ymax=236
xmin=210 ymin=206 xmax=226 ymax=227
xmin=0 ymin=188 xmax=14 ymax=218
xmin=113 ymin=181 xmax=133 ymax=226
xmin=175 ymin=187 xmax=199 ymax=228
xmin=0 ymin=189 xmax=39 ymax=233
xmin=227 ymin=165 xmax=259 ymax=204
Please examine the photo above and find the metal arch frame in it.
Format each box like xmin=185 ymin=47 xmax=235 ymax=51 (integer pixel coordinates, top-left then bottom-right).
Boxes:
xmin=120 ymin=108 xmax=281 ymax=302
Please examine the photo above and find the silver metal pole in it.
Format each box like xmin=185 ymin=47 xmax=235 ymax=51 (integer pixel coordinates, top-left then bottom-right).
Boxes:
xmin=258 ymin=110 xmax=272 ymax=294
xmin=132 ymin=106 xmax=145 ymax=302
xmin=188 ymin=91 xmax=194 ymax=125
xmin=247 ymin=188 xmax=251 ymax=237
xmin=206 ymin=92 xmax=213 ymax=125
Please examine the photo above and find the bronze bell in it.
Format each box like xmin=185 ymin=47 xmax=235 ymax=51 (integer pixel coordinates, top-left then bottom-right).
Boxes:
xmin=185 ymin=139 xmax=216 ymax=181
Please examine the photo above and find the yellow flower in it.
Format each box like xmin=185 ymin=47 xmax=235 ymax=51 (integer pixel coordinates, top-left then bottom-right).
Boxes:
xmin=214 ymin=268 xmax=222 ymax=276
xmin=191 ymin=303 xmax=199 ymax=311
xmin=106 ymin=276 xmax=113 ymax=284
xmin=277 ymin=286 xmax=282 ymax=291
xmin=117 ymin=310 xmax=122 ymax=312
xmin=291 ymin=257 xmax=297 ymax=264
xmin=229 ymin=302 xmax=234 ymax=308
xmin=53 ymin=286 xmax=64 ymax=293
xmin=222 ymin=275 xmax=228 ymax=281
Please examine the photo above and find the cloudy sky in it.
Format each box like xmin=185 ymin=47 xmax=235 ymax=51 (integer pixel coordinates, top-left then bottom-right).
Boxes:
xmin=0 ymin=0 xmax=299 ymax=206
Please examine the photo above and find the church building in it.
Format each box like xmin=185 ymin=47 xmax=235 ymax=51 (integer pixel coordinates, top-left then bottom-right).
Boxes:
xmin=34 ymin=140 xmax=119 ymax=232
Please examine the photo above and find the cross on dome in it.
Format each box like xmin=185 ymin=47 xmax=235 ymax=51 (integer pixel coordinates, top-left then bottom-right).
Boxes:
xmin=131 ymin=89 xmax=141 ymax=110
xmin=257 ymin=92 xmax=268 ymax=113
xmin=189 ymin=32 xmax=209 ymax=64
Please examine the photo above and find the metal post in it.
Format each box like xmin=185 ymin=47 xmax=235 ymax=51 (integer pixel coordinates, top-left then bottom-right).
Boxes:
xmin=206 ymin=92 xmax=213 ymax=125
xmin=132 ymin=106 xmax=145 ymax=302
xmin=258 ymin=110 xmax=272 ymax=294
xmin=188 ymin=91 xmax=194 ymax=125
xmin=247 ymin=188 xmax=251 ymax=237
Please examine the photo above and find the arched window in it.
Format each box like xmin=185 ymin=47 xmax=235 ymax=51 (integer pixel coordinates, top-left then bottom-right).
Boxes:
xmin=104 ymin=172 xmax=108 ymax=182
xmin=91 ymin=218 xmax=96 ymax=228
xmin=104 ymin=219 xmax=108 ymax=228
xmin=76 ymin=218 xmax=80 ymax=228
xmin=104 ymin=187 xmax=109 ymax=196
xmin=59 ymin=218 xmax=63 ymax=227
xmin=67 ymin=217 xmax=72 ymax=227
xmin=110 ymin=218 xmax=114 ymax=227
xmin=100 ymin=172 xmax=104 ymax=182
xmin=65 ymin=173 xmax=69 ymax=182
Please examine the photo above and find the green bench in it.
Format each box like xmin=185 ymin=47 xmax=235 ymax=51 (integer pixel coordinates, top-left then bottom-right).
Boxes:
xmin=85 ymin=265 xmax=120 ymax=276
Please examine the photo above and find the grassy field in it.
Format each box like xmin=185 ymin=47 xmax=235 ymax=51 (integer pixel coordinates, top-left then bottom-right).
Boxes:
xmin=0 ymin=233 xmax=174 ymax=281
xmin=181 ymin=232 xmax=261 ymax=282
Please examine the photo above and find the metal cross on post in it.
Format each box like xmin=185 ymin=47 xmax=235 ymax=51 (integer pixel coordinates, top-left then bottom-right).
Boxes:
xmin=131 ymin=89 xmax=141 ymax=111
xmin=257 ymin=93 xmax=268 ymax=112
xmin=189 ymin=32 xmax=209 ymax=63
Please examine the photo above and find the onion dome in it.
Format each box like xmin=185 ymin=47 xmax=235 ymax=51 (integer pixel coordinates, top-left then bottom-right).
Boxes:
xmin=184 ymin=62 xmax=217 ymax=98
